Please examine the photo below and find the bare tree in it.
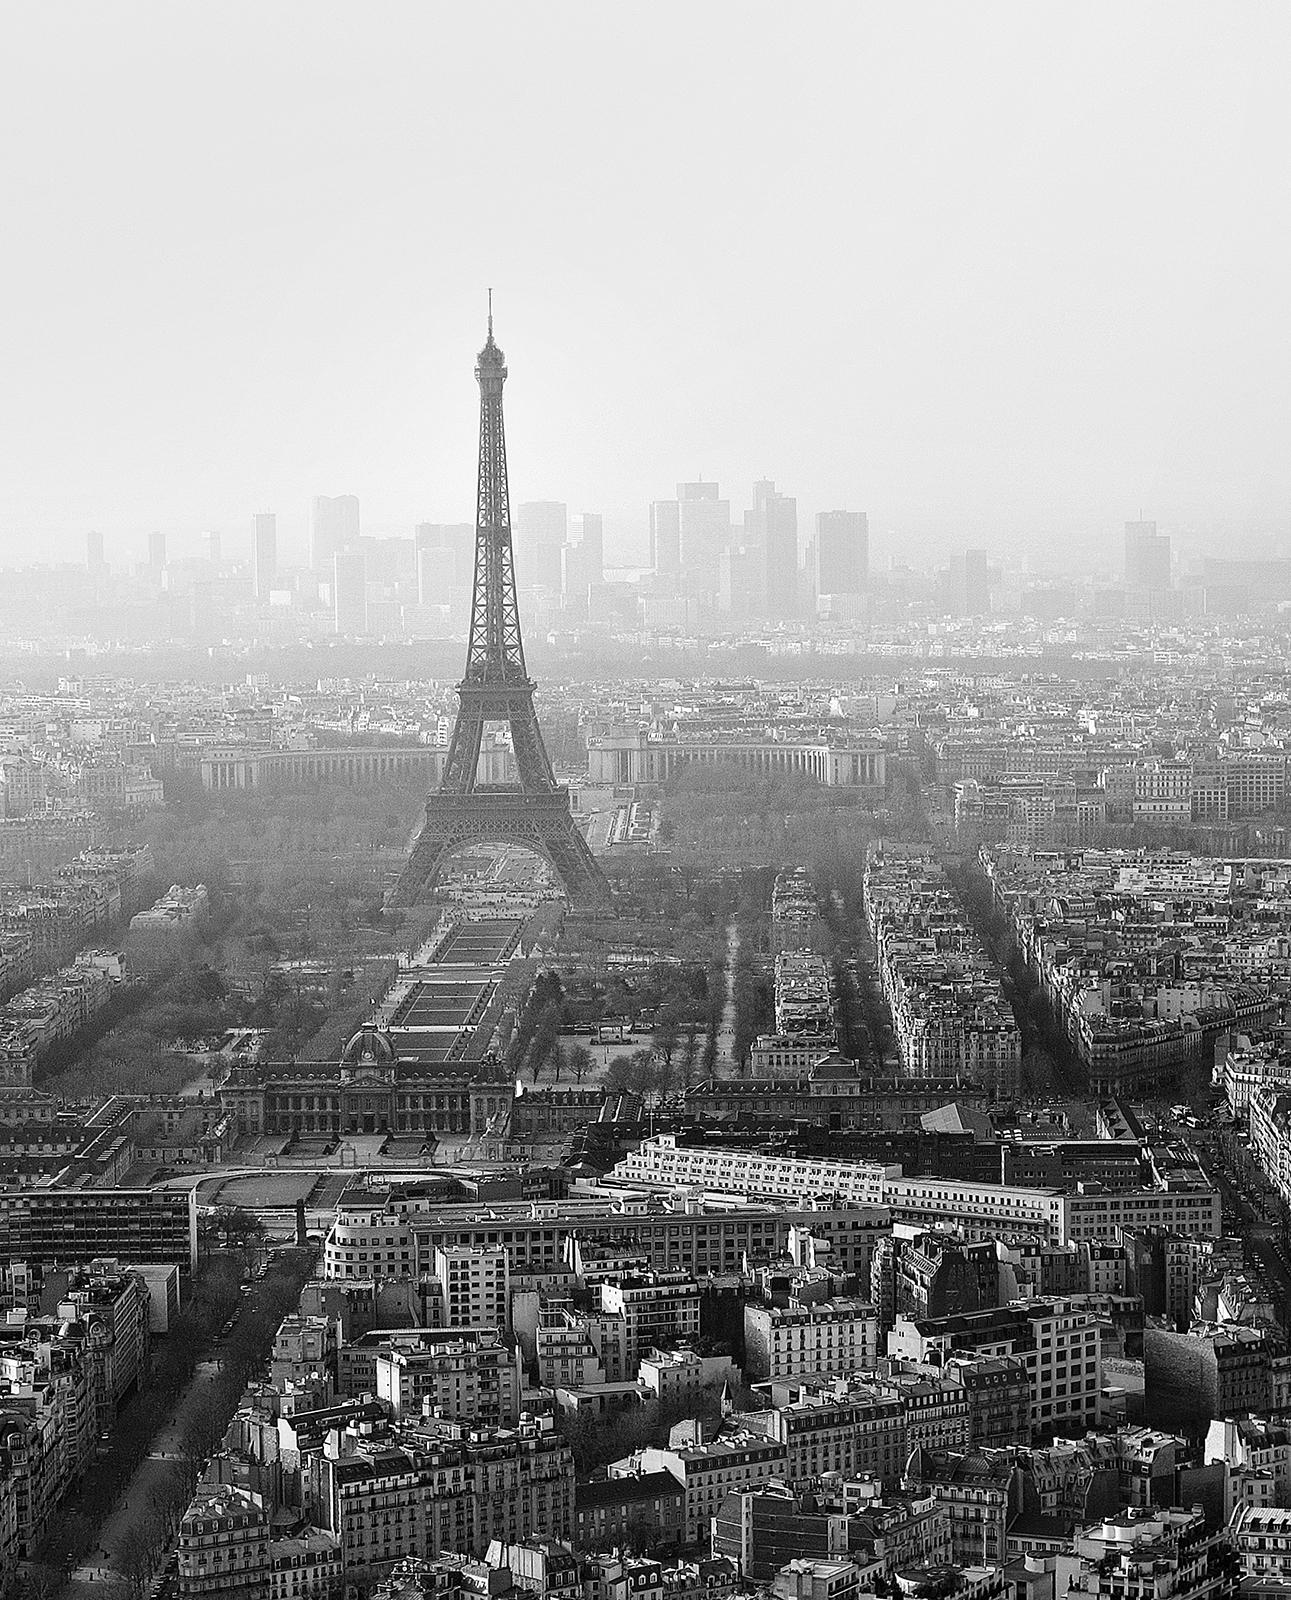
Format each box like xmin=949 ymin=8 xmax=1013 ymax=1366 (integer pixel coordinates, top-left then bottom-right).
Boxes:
xmin=180 ymin=1393 xmax=229 ymax=1475
xmin=117 ymin=1515 xmax=164 ymax=1600
xmin=16 ymin=1564 xmax=64 ymax=1600
xmin=147 ymin=1466 xmax=190 ymax=1539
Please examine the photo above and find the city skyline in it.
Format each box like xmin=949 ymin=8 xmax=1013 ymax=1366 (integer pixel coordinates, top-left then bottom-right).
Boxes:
xmin=3 ymin=4 xmax=1290 ymax=563
xmin=3 ymin=489 xmax=1242 ymax=584
xmin=6 ymin=6 xmax=1291 ymax=1588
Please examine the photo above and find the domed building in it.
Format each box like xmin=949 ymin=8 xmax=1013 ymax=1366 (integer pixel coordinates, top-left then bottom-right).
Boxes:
xmin=218 ymin=1024 xmax=514 ymax=1139
xmin=339 ymin=1024 xmax=398 ymax=1069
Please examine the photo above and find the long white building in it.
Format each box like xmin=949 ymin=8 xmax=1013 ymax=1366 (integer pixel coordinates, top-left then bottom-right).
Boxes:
xmin=324 ymin=1192 xmax=894 ymax=1283
xmin=588 ymin=728 xmax=886 ymax=790
xmin=606 ymin=1138 xmax=1221 ymax=1246
xmin=606 ymin=1135 xmax=895 ymax=1206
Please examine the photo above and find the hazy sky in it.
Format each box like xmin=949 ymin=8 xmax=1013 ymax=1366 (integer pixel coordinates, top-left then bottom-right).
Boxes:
xmin=2 ymin=2 xmax=1289 ymax=570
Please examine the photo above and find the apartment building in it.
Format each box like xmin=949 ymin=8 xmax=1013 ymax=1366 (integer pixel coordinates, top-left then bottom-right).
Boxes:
xmin=373 ymin=1329 xmax=522 ymax=1427
xmin=864 ymin=849 xmax=1021 ymax=1099
xmin=582 ymin=1552 xmax=738 ymax=1600
xmin=1222 ymin=1040 xmax=1291 ymax=1118
xmin=905 ymin=1446 xmax=1019 ymax=1566
xmin=43 ymin=1257 xmax=152 ymax=1432
xmin=599 ymin=1273 xmax=701 ymax=1373
xmin=536 ymin=1304 xmax=614 ymax=1388
xmin=312 ymin=1415 xmax=575 ymax=1567
xmin=1068 ymin=1508 xmax=1237 ymax=1600
xmin=1229 ymin=1505 xmax=1291 ymax=1583
xmin=872 ymin=1370 xmax=972 ymax=1455
xmin=325 ymin=1195 xmax=889 ymax=1284
xmin=271 ymin=1316 xmax=337 ymax=1392
xmin=433 ymin=1245 xmax=509 ymax=1330
xmin=981 ymin=847 xmax=1278 ymax=1094
xmin=889 ymin=1299 xmax=1102 ymax=1435
xmin=1144 ymin=1322 xmax=1283 ymax=1425
xmin=574 ymin=1470 xmax=687 ymax=1552
xmin=177 ymin=1485 xmax=271 ymax=1600
xmin=0 ymin=1187 xmax=197 ymax=1269
xmin=637 ymin=1347 xmax=739 ymax=1413
xmin=743 ymin=1297 xmax=879 ymax=1381
xmin=742 ymin=1381 xmax=907 ymax=1487
xmin=614 ymin=1423 xmax=788 ymax=1544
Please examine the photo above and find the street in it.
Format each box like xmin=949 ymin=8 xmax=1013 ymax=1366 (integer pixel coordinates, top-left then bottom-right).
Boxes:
xmin=59 ymin=1355 xmax=226 ymax=1597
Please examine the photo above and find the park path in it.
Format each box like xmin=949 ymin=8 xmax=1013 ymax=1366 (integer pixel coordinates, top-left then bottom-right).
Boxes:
xmin=714 ymin=919 xmax=740 ymax=1073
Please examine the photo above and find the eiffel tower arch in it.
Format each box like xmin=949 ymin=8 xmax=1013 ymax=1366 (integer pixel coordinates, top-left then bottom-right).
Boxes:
xmin=389 ymin=306 xmax=610 ymax=908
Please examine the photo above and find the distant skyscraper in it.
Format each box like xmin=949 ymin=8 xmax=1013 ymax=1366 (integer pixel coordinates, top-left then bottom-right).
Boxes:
xmin=148 ymin=530 xmax=167 ymax=571
xmin=816 ymin=510 xmax=868 ymax=598
xmin=253 ymin=513 xmax=277 ymax=600
xmin=333 ymin=545 xmax=367 ymax=635
xmin=563 ymin=512 xmax=604 ymax=606
xmin=571 ymin=513 xmax=604 ymax=584
xmin=1124 ymin=520 xmax=1171 ymax=589
xmin=952 ymin=547 xmax=990 ymax=615
xmin=515 ymin=501 xmax=567 ymax=592
xmin=86 ymin=530 xmax=104 ymax=572
xmin=206 ymin=530 xmax=222 ymax=567
xmin=416 ymin=541 xmax=454 ymax=605
xmin=415 ymin=523 xmax=474 ymax=605
xmin=365 ymin=536 xmax=415 ymax=588
xmin=676 ymin=481 xmax=731 ymax=601
xmin=746 ymin=479 xmax=798 ymax=620
xmin=311 ymin=494 xmax=360 ymax=572
xmin=650 ymin=500 xmax=682 ymax=579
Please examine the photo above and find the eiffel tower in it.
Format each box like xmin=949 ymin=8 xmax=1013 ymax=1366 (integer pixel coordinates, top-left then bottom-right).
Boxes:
xmin=390 ymin=303 xmax=610 ymax=907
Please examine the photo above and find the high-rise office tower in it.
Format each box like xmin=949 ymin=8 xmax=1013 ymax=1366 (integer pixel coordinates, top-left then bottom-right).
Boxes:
xmin=416 ymin=541 xmax=456 ymax=604
xmin=365 ymin=537 xmax=416 ymax=589
xmin=816 ymin=510 xmax=869 ymax=598
xmin=677 ymin=481 xmax=731 ymax=601
xmin=570 ymin=513 xmax=604 ymax=585
xmin=563 ymin=512 xmax=604 ymax=607
xmin=333 ymin=545 xmax=368 ymax=635
xmin=148 ymin=530 xmax=167 ymax=571
xmin=1124 ymin=520 xmax=1171 ymax=589
xmin=253 ymin=513 xmax=278 ymax=600
xmin=311 ymin=495 xmax=360 ymax=573
xmin=86 ymin=530 xmax=104 ymax=572
xmin=650 ymin=500 xmax=682 ymax=579
xmin=717 ymin=542 xmax=758 ymax=618
xmin=206 ymin=530 xmax=222 ymax=567
xmin=514 ymin=502 xmax=567 ymax=593
xmin=952 ymin=548 xmax=990 ymax=615
xmin=745 ymin=479 xmax=798 ymax=620
xmin=415 ymin=523 xmax=474 ymax=605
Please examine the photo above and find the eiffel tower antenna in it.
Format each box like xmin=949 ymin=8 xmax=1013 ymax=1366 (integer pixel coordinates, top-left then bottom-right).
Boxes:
xmin=389 ymin=309 xmax=610 ymax=907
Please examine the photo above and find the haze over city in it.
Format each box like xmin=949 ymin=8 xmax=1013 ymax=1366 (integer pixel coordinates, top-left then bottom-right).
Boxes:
xmin=11 ymin=7 xmax=1291 ymax=1600
xmin=4 ymin=2 xmax=1291 ymax=570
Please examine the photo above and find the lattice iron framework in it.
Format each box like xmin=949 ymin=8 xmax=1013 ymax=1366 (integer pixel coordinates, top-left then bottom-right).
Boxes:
xmin=390 ymin=306 xmax=610 ymax=907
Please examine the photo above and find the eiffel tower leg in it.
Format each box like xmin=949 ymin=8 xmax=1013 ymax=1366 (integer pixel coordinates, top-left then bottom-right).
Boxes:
xmin=442 ymin=706 xmax=487 ymax=793
xmin=535 ymin=813 xmax=609 ymax=904
xmin=391 ymin=830 xmax=453 ymax=907
xmin=390 ymin=794 xmax=610 ymax=908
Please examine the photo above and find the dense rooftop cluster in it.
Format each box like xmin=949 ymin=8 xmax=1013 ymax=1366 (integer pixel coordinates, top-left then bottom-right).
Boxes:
xmin=864 ymin=850 xmax=1020 ymax=1100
